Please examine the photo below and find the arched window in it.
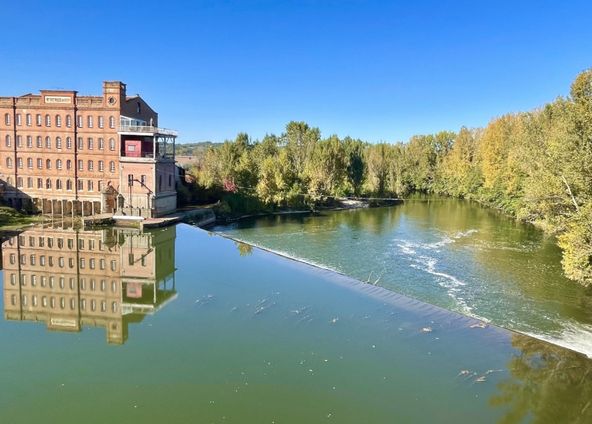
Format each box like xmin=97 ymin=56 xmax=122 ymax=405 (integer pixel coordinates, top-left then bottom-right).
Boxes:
xmin=109 ymin=161 xmax=115 ymax=172
xmin=66 ymin=160 xmax=72 ymax=170
xmin=17 ymin=157 xmax=23 ymax=169
xmin=109 ymin=138 xmax=115 ymax=151
xmin=77 ymin=115 xmax=83 ymax=128
xmin=56 ymin=179 xmax=62 ymax=190
xmin=109 ymin=116 xmax=115 ymax=129
xmin=56 ymin=159 xmax=62 ymax=170
xmin=46 ymin=159 xmax=52 ymax=169
xmin=88 ymin=160 xmax=94 ymax=171
xmin=66 ymin=179 xmax=72 ymax=190
xmin=37 ymin=158 xmax=42 ymax=169
xmin=55 ymin=115 xmax=62 ymax=127
xmin=36 ymin=114 xmax=42 ymax=126
xmin=36 ymin=136 xmax=42 ymax=148
xmin=87 ymin=116 xmax=93 ymax=128
xmin=45 ymin=136 xmax=51 ymax=149
xmin=27 ymin=158 xmax=33 ymax=168
xmin=87 ymin=137 xmax=93 ymax=150
xmin=66 ymin=137 xmax=72 ymax=149
xmin=26 ymin=114 xmax=32 ymax=126
xmin=6 ymin=157 xmax=12 ymax=168
xmin=66 ymin=115 xmax=72 ymax=128
xmin=56 ymin=137 xmax=62 ymax=149
xmin=15 ymin=114 xmax=22 ymax=126
xmin=4 ymin=113 xmax=10 ymax=126
xmin=26 ymin=136 xmax=32 ymax=147
xmin=5 ymin=134 xmax=10 ymax=147
xmin=98 ymin=116 xmax=104 ymax=128
xmin=78 ymin=160 xmax=83 ymax=171
xmin=46 ymin=178 xmax=52 ymax=189
xmin=98 ymin=160 xmax=104 ymax=171
xmin=45 ymin=114 xmax=51 ymax=127
xmin=98 ymin=138 xmax=104 ymax=150
xmin=27 ymin=177 xmax=33 ymax=188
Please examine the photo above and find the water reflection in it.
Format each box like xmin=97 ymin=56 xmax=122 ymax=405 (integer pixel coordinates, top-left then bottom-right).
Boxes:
xmin=1 ymin=224 xmax=176 ymax=344
xmin=493 ymin=334 xmax=592 ymax=423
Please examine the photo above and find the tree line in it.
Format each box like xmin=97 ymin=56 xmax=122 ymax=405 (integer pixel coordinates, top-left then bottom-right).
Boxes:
xmin=184 ymin=70 xmax=592 ymax=287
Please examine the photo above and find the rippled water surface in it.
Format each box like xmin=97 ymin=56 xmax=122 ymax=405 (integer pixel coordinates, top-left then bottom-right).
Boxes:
xmin=213 ymin=198 xmax=592 ymax=356
xmin=1 ymin=223 xmax=591 ymax=423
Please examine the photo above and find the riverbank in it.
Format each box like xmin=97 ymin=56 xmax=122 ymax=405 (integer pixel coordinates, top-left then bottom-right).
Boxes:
xmin=0 ymin=206 xmax=43 ymax=231
xmin=210 ymin=196 xmax=402 ymax=224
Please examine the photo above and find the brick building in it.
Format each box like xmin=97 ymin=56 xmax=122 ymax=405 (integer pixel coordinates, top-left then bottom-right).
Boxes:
xmin=0 ymin=81 xmax=177 ymax=217
xmin=1 ymin=225 xmax=177 ymax=344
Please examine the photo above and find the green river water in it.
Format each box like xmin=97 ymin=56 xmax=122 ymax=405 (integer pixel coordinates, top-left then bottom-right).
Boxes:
xmin=213 ymin=198 xmax=592 ymax=357
xmin=0 ymin=212 xmax=591 ymax=423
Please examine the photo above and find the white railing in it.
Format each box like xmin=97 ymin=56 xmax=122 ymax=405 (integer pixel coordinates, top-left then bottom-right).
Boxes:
xmin=118 ymin=125 xmax=177 ymax=136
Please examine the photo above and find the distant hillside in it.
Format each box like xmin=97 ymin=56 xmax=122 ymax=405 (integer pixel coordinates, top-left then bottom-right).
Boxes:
xmin=176 ymin=141 xmax=220 ymax=156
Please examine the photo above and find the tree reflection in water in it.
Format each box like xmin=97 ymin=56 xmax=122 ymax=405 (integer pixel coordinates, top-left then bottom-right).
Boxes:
xmin=491 ymin=334 xmax=592 ymax=424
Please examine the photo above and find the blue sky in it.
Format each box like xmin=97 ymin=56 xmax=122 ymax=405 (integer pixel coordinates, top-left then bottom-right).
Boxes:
xmin=1 ymin=0 xmax=591 ymax=143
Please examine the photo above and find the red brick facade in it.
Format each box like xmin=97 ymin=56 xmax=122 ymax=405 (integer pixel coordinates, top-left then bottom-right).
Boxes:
xmin=0 ymin=81 xmax=177 ymax=217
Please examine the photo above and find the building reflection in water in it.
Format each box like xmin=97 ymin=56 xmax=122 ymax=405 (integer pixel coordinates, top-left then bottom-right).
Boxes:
xmin=1 ymin=224 xmax=176 ymax=344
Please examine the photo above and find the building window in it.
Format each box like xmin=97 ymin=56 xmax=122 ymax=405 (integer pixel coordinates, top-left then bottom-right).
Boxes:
xmin=26 ymin=135 xmax=32 ymax=147
xmin=56 ymin=115 xmax=61 ymax=127
xmin=66 ymin=137 xmax=72 ymax=149
xmin=66 ymin=115 xmax=72 ymax=128
xmin=27 ymin=158 xmax=33 ymax=168
xmin=27 ymin=177 xmax=33 ymax=188
xmin=66 ymin=179 xmax=72 ymax=190
xmin=37 ymin=178 xmax=43 ymax=188
xmin=109 ymin=116 xmax=115 ymax=129
xmin=17 ymin=157 xmax=23 ymax=169
xmin=5 ymin=134 xmax=11 ymax=147
xmin=98 ymin=180 xmax=103 ymax=191
xmin=37 ymin=158 xmax=42 ymax=169
xmin=56 ymin=179 xmax=62 ymax=190
xmin=88 ymin=137 xmax=93 ymax=150
xmin=88 ymin=180 xmax=93 ymax=191
xmin=46 ymin=159 xmax=51 ymax=169
xmin=109 ymin=161 xmax=115 ymax=172
xmin=78 ymin=159 xmax=83 ymax=171
xmin=87 ymin=116 xmax=93 ymax=128
xmin=98 ymin=116 xmax=104 ymax=128
xmin=56 ymin=159 xmax=62 ymax=170
xmin=36 ymin=136 xmax=42 ymax=148
xmin=46 ymin=178 xmax=52 ymax=189
xmin=6 ymin=157 xmax=12 ymax=168
xmin=15 ymin=113 xmax=22 ymax=126
xmin=26 ymin=114 xmax=32 ymax=126
xmin=45 ymin=136 xmax=51 ymax=149
xmin=56 ymin=137 xmax=62 ymax=149
xmin=98 ymin=138 xmax=104 ymax=150
xmin=4 ymin=113 xmax=10 ymax=126
xmin=16 ymin=136 xmax=22 ymax=147
xmin=77 ymin=137 xmax=83 ymax=150
xmin=36 ymin=114 xmax=42 ymax=126
xmin=88 ymin=160 xmax=93 ymax=171
xmin=45 ymin=114 xmax=51 ymax=127
xmin=17 ymin=177 xmax=23 ymax=188
xmin=98 ymin=160 xmax=104 ymax=171
xmin=66 ymin=159 xmax=72 ymax=170
xmin=77 ymin=115 xmax=83 ymax=128
xmin=77 ymin=179 xmax=83 ymax=191
xmin=109 ymin=138 xmax=115 ymax=151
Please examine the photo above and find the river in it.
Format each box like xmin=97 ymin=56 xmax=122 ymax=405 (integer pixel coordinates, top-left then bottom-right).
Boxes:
xmin=1 ymin=221 xmax=591 ymax=422
xmin=213 ymin=197 xmax=592 ymax=357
